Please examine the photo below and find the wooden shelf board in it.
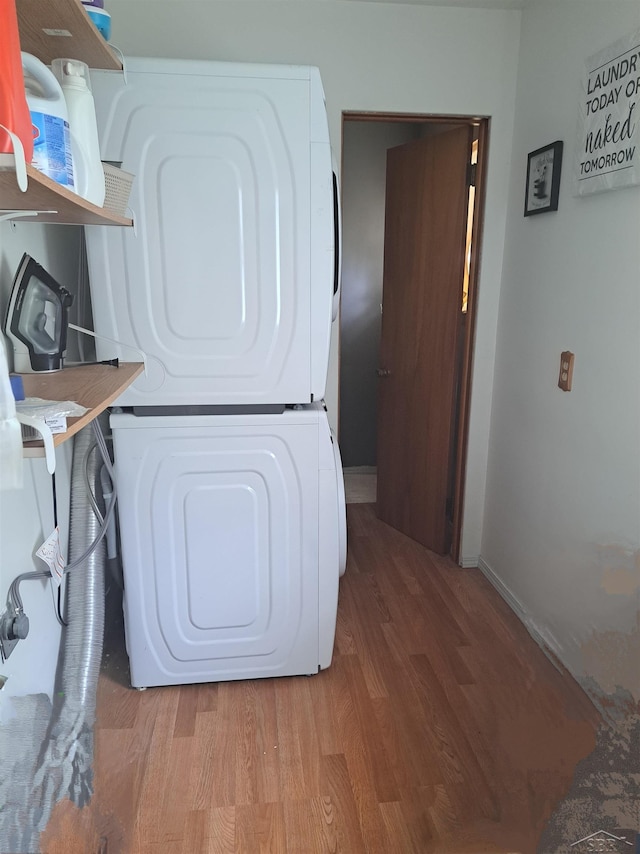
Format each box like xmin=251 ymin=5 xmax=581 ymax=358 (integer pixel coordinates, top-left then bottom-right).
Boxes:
xmin=20 ymin=363 xmax=143 ymax=454
xmin=17 ymin=0 xmax=122 ymax=71
xmin=0 ymin=158 xmax=132 ymax=226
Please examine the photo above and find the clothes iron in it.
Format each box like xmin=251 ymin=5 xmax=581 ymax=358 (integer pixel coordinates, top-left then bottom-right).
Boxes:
xmin=4 ymin=253 xmax=74 ymax=372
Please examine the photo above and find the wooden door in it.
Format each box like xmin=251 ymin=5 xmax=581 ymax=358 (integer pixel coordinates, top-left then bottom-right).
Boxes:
xmin=376 ymin=127 xmax=472 ymax=554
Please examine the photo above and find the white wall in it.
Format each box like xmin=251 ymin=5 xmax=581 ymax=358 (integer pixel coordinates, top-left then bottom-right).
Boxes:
xmin=107 ymin=0 xmax=522 ymax=563
xmin=481 ymin=1 xmax=640 ymax=705
xmin=0 ymin=222 xmax=81 ymax=713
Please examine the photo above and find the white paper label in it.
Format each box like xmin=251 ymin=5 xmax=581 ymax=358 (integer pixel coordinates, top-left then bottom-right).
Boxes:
xmin=42 ymin=28 xmax=72 ymax=37
xmin=36 ymin=528 xmax=66 ymax=587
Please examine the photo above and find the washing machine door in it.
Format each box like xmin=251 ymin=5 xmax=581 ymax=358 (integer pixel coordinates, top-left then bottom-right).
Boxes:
xmin=331 ymin=430 xmax=347 ymax=577
xmin=317 ymin=415 xmax=347 ymax=670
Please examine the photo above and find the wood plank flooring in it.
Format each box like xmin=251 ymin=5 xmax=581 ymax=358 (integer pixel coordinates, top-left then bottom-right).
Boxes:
xmin=41 ymin=504 xmax=600 ymax=853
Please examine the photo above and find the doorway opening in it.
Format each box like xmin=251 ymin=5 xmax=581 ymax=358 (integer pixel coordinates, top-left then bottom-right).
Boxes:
xmin=338 ymin=112 xmax=488 ymax=562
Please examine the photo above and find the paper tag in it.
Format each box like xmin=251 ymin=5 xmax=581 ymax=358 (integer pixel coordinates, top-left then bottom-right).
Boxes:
xmin=42 ymin=28 xmax=72 ymax=37
xmin=36 ymin=528 xmax=66 ymax=587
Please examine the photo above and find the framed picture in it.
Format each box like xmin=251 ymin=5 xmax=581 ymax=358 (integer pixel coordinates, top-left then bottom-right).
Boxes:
xmin=524 ymin=141 xmax=563 ymax=216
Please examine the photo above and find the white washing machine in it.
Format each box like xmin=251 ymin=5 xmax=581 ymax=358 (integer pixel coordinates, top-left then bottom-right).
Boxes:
xmin=110 ymin=403 xmax=346 ymax=688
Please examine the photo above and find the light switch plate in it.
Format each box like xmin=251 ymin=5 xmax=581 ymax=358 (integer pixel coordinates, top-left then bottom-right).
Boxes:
xmin=558 ymin=351 xmax=574 ymax=391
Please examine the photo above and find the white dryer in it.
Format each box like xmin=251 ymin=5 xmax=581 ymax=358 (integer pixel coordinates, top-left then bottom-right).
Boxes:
xmin=86 ymin=58 xmax=340 ymax=408
xmin=110 ymin=403 xmax=345 ymax=688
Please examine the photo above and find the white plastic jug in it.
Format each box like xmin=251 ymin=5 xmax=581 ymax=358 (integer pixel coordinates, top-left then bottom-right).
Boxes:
xmin=21 ymin=52 xmax=74 ymax=188
xmin=52 ymin=58 xmax=105 ymax=206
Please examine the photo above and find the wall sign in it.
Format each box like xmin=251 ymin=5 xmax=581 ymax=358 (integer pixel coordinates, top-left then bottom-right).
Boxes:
xmin=575 ymin=27 xmax=640 ymax=196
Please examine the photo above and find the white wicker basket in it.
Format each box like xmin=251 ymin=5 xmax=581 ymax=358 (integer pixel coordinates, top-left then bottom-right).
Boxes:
xmin=102 ymin=163 xmax=134 ymax=215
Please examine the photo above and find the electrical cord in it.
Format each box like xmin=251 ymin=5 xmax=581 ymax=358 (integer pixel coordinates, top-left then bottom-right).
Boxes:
xmin=62 ymin=419 xmax=117 ymax=574
xmin=5 ymin=419 xmax=118 ymax=630
xmin=83 ymin=441 xmax=105 ymax=522
xmin=56 ymin=583 xmax=67 ymax=627
xmin=50 ymin=471 xmax=68 ymax=627
xmin=9 ymin=571 xmax=50 ymax=614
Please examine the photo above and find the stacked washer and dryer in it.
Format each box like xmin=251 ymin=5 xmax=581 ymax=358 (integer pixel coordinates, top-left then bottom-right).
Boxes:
xmin=84 ymin=58 xmax=346 ymax=689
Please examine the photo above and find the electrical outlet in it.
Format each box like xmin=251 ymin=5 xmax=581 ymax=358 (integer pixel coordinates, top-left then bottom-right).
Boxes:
xmin=0 ymin=608 xmax=29 ymax=662
xmin=558 ymin=351 xmax=574 ymax=392
xmin=0 ymin=616 xmax=19 ymax=662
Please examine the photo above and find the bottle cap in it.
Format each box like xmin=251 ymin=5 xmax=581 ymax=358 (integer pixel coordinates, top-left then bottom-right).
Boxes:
xmin=51 ymin=58 xmax=92 ymax=92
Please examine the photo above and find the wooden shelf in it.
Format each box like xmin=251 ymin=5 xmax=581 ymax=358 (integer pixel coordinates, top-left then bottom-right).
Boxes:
xmin=19 ymin=362 xmax=143 ymax=456
xmin=0 ymin=157 xmax=133 ymax=226
xmin=17 ymin=0 xmax=122 ymax=71
xmin=5 ymin=0 xmax=131 ymax=225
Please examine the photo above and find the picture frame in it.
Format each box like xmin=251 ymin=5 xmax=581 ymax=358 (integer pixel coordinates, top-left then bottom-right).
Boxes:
xmin=524 ymin=141 xmax=563 ymax=216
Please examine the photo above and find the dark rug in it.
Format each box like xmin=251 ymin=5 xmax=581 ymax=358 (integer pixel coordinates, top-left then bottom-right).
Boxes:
xmin=537 ymin=704 xmax=640 ymax=853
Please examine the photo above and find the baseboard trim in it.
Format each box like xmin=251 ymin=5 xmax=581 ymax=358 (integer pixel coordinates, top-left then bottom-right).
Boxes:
xmin=477 ymin=556 xmax=630 ymax=724
xmin=459 ymin=555 xmax=480 ymax=568
xmin=477 ymin=556 xmax=567 ymax=675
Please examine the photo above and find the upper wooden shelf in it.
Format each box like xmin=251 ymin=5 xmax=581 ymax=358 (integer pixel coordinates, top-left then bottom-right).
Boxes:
xmin=16 ymin=0 xmax=122 ymax=71
xmin=0 ymin=157 xmax=133 ymax=226
xmin=20 ymin=362 xmax=143 ymax=455
xmin=3 ymin=1 xmax=131 ymax=226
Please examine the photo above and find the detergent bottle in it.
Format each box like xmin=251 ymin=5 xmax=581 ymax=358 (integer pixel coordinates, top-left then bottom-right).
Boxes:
xmin=52 ymin=58 xmax=105 ymax=206
xmin=22 ymin=51 xmax=74 ymax=189
xmin=0 ymin=0 xmax=34 ymax=163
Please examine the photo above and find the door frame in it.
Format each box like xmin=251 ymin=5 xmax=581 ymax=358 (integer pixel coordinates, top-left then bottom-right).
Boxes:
xmin=339 ymin=111 xmax=489 ymax=563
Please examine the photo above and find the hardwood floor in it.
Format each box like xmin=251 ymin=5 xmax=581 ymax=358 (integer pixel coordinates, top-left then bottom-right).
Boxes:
xmin=41 ymin=504 xmax=600 ymax=853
